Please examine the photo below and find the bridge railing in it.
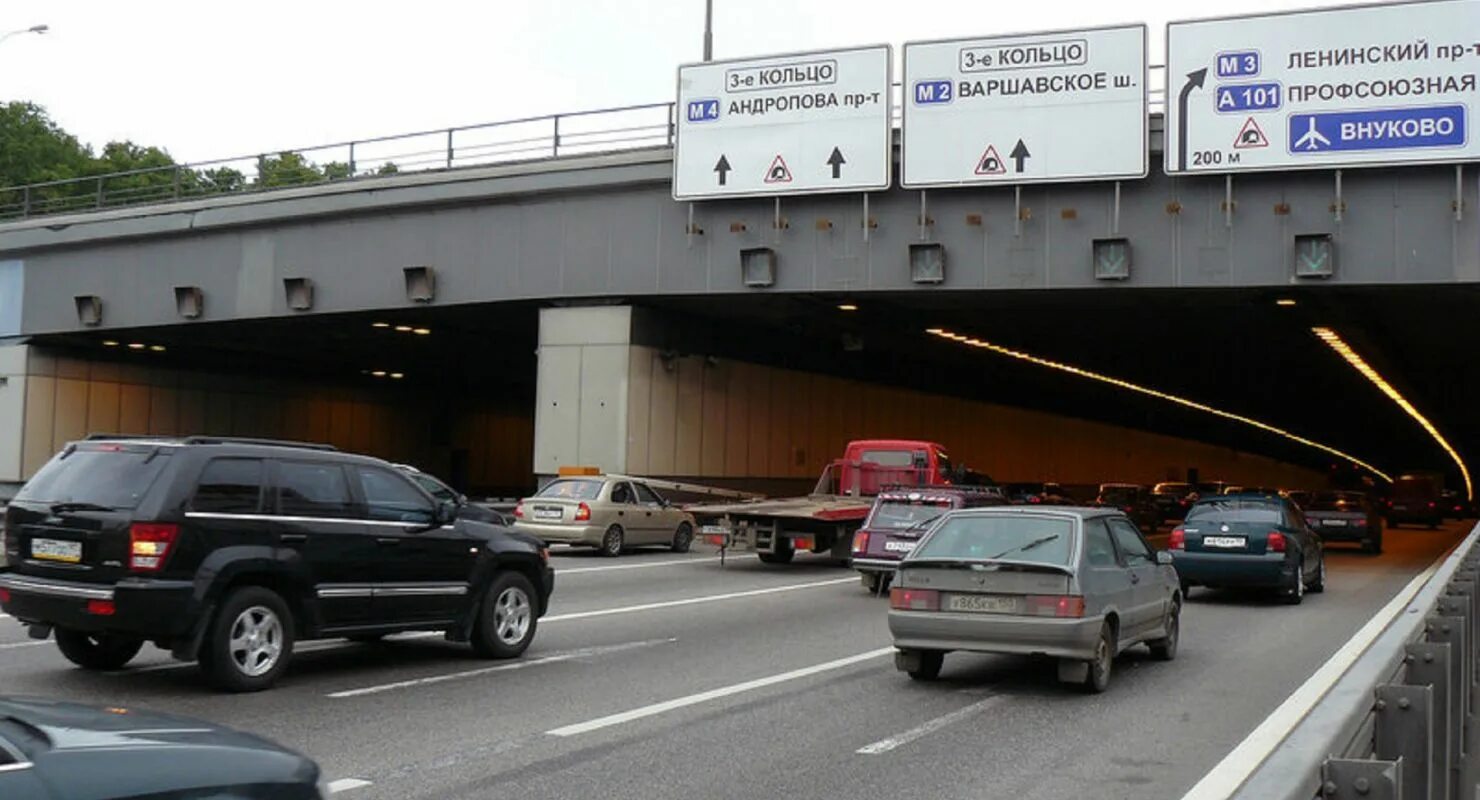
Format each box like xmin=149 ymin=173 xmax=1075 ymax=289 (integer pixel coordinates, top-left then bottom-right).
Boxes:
xmin=0 ymin=68 xmax=1170 ymax=224
xmin=1229 ymin=522 xmax=1480 ymax=800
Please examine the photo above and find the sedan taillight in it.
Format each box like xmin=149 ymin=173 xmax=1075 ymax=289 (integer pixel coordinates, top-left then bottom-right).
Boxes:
xmin=852 ymin=531 xmax=870 ymax=554
xmin=1267 ymin=532 xmax=1287 ymax=552
xmin=129 ymin=523 xmax=179 ymax=573
xmin=513 ymin=502 xmax=525 ymax=520
xmin=574 ymin=502 xmax=592 ymax=522
xmin=1168 ymin=528 xmax=1186 ymax=550
xmin=889 ymin=587 xmax=940 ymax=611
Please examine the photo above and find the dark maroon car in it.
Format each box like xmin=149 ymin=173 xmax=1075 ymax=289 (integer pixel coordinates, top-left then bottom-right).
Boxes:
xmin=851 ymin=486 xmax=1007 ymax=592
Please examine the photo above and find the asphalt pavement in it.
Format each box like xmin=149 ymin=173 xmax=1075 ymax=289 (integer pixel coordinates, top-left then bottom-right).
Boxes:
xmin=0 ymin=520 xmax=1473 ymax=800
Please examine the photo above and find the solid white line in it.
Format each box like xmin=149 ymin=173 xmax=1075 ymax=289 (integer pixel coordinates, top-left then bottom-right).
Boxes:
xmin=542 ymin=576 xmax=856 ymax=623
xmin=1178 ymin=548 xmax=1450 ymax=800
xmin=856 ymin=695 xmax=1008 ymax=755
xmin=327 ymin=638 xmax=676 ymax=698
xmin=556 ymin=555 xmax=744 ymax=574
xmin=326 ymin=778 xmax=373 ymax=793
xmin=546 ymin=646 xmax=894 ymax=737
xmin=0 ymin=640 xmax=47 ymax=651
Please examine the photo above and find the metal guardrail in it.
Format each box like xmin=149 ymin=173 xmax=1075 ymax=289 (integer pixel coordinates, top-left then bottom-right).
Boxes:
xmin=1232 ymin=522 xmax=1480 ymax=800
xmin=0 ymin=70 xmax=1171 ymax=223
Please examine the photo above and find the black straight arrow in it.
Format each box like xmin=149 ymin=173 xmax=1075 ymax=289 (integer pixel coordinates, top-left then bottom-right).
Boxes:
xmin=1176 ymin=68 xmax=1208 ymax=173
xmin=826 ymin=147 xmax=846 ymax=179
xmin=1009 ymin=139 xmax=1030 ymax=173
xmin=714 ymin=155 xmax=731 ymax=186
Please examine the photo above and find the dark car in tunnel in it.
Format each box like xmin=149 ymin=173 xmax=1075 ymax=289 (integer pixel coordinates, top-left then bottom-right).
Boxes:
xmin=1005 ymin=482 xmax=1074 ymax=506
xmin=0 ymin=696 xmax=324 ymax=798
xmin=1170 ymin=494 xmax=1325 ymax=604
xmin=1387 ymin=474 xmax=1444 ymax=529
xmin=1302 ymin=491 xmax=1383 ymax=554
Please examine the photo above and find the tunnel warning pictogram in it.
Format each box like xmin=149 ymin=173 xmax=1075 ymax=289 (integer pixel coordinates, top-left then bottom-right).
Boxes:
xmin=763 ymin=155 xmax=793 ymax=183
xmin=974 ymin=145 xmax=1007 ymax=175
xmin=1233 ymin=117 xmax=1269 ymax=149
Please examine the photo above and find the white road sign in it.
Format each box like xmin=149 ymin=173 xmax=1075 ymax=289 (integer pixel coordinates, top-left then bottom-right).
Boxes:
xmin=901 ymin=25 xmax=1148 ymax=188
xmin=673 ymin=45 xmax=892 ymax=200
xmin=1166 ymin=0 xmax=1480 ymax=174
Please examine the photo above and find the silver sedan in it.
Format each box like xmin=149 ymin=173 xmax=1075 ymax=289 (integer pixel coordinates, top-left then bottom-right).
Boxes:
xmin=888 ymin=506 xmax=1182 ymax=692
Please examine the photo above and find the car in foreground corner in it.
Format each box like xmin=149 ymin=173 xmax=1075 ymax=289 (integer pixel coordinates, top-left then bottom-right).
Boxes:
xmin=1170 ymin=494 xmax=1325 ymax=604
xmin=888 ymin=506 xmax=1181 ymax=693
xmin=0 ymin=696 xmax=323 ymax=799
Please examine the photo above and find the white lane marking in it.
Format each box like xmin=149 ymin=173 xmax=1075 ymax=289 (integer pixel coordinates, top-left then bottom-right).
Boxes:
xmin=546 ymin=646 xmax=894 ymax=737
xmin=326 ymin=778 xmax=373 ymax=793
xmin=557 ymin=555 xmax=746 ymax=574
xmin=1178 ymin=546 xmax=1450 ymax=800
xmin=0 ymin=640 xmax=47 ymax=650
xmin=543 ymin=576 xmax=856 ymax=622
xmin=327 ymin=638 xmax=676 ymax=698
xmin=856 ymin=695 xmax=1008 ymax=754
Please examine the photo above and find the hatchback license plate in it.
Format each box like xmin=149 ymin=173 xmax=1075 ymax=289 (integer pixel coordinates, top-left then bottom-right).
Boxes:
xmin=533 ymin=507 xmax=562 ymax=521
xmin=1203 ymin=535 xmax=1246 ymax=549
xmin=31 ymin=538 xmax=82 ymax=563
xmin=946 ymin=594 xmax=1018 ymax=614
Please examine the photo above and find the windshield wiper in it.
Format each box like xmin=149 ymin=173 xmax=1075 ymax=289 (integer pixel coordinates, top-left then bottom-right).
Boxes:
xmin=902 ymin=517 xmax=942 ymax=532
xmin=987 ymin=534 xmax=1060 ymax=560
xmin=49 ymin=502 xmax=115 ymax=514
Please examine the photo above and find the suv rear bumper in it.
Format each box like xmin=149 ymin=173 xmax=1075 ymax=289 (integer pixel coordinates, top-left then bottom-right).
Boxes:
xmin=0 ymin=572 xmax=195 ymax=638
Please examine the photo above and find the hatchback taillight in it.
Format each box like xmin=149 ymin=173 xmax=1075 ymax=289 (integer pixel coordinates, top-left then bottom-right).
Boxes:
xmin=574 ymin=503 xmax=592 ymax=522
xmin=1267 ymin=532 xmax=1286 ymax=552
xmin=129 ymin=523 xmax=179 ymax=573
xmin=1168 ymin=528 xmax=1186 ymax=550
xmin=889 ymin=587 xmax=940 ymax=611
xmin=852 ymin=531 xmax=870 ymax=554
xmin=1025 ymin=595 xmax=1086 ymax=618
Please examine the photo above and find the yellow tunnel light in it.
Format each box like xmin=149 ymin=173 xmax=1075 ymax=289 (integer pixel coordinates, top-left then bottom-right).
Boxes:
xmin=925 ymin=328 xmax=1391 ymax=482
xmin=1275 ymin=299 xmax=1297 ymax=307
xmin=371 ymin=322 xmax=391 ymax=329
xmin=1311 ymin=327 xmax=1472 ymax=501
xmin=837 ymin=304 xmax=859 ymax=312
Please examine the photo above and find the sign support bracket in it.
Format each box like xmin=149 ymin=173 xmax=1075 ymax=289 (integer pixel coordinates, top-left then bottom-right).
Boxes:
xmin=687 ymin=203 xmax=702 ymax=244
xmin=1455 ymin=165 xmax=1465 ymax=223
xmin=1014 ymin=186 xmax=1023 ymax=238
xmin=773 ymin=197 xmax=783 ymax=244
xmin=862 ymin=193 xmax=870 ymax=243
xmin=1334 ymin=170 xmax=1344 ymax=224
xmin=918 ymin=191 xmax=929 ymax=241
xmin=1224 ymin=175 xmax=1234 ymax=228
xmin=1112 ymin=181 xmax=1122 ymax=235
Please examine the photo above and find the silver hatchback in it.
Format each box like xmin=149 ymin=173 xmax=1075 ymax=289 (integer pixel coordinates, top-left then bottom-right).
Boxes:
xmin=888 ymin=507 xmax=1182 ymax=692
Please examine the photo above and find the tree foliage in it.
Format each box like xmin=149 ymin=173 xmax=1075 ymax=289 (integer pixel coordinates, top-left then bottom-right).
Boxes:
xmin=0 ymin=101 xmax=400 ymax=216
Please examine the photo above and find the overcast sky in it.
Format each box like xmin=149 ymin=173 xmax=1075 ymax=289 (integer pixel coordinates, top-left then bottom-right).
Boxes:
xmin=4 ymin=0 xmax=1369 ymax=164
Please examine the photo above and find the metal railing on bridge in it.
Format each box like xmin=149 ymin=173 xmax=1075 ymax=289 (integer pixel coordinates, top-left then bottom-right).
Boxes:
xmin=0 ymin=69 xmax=1169 ymax=223
xmin=1227 ymin=522 xmax=1480 ymax=800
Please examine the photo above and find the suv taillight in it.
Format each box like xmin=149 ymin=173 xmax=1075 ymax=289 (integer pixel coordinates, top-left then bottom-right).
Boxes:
xmin=1168 ymin=528 xmax=1186 ymax=550
xmin=852 ymin=531 xmax=870 ymax=554
xmin=129 ymin=523 xmax=179 ymax=572
xmin=574 ymin=502 xmax=592 ymax=522
xmin=1267 ymin=532 xmax=1286 ymax=552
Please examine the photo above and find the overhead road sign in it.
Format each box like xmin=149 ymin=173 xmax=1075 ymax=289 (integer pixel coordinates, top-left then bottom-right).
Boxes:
xmin=901 ymin=24 xmax=1148 ymax=188
xmin=1166 ymin=0 xmax=1480 ymax=174
xmin=673 ymin=45 xmax=892 ymax=200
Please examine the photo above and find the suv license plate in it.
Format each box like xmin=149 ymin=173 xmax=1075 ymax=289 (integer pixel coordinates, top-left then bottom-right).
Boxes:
xmin=31 ymin=538 xmax=83 ymax=563
xmin=1203 ymin=536 xmax=1246 ymax=549
xmin=946 ymin=594 xmax=1018 ymax=614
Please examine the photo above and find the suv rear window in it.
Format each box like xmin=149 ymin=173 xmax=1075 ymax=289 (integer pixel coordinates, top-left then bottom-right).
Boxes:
xmin=535 ymin=479 xmax=603 ymax=501
xmin=15 ymin=445 xmax=171 ymax=510
xmin=1186 ymin=498 xmax=1282 ymax=524
xmin=913 ymin=514 xmax=1074 ymax=565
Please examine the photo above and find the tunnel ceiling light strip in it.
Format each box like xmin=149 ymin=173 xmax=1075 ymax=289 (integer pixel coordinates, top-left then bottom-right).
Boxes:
xmin=925 ymin=328 xmax=1392 ymax=483
xmin=1312 ymin=327 xmax=1473 ymax=501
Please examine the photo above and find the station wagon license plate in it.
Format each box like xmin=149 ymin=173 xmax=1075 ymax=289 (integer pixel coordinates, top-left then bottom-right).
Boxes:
xmin=1203 ymin=535 xmax=1247 ymax=549
xmin=946 ymin=594 xmax=1019 ymax=614
xmin=532 ymin=507 xmax=562 ymax=521
xmin=31 ymin=538 xmax=82 ymax=563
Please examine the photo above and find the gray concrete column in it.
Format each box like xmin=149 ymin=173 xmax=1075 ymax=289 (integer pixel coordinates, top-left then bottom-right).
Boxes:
xmin=0 ymin=344 xmax=29 ymax=491
xmin=533 ymin=306 xmax=633 ymax=478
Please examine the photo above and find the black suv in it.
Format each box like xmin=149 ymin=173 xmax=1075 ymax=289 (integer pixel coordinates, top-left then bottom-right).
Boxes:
xmin=0 ymin=436 xmax=555 ymax=692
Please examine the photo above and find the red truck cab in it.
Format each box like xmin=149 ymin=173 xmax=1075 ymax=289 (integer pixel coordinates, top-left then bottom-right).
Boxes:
xmin=831 ymin=440 xmax=955 ymax=496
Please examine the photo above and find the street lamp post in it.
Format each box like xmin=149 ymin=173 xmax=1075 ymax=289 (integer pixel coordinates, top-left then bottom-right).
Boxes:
xmin=703 ymin=0 xmax=713 ymax=62
xmin=0 ymin=24 xmax=48 ymax=48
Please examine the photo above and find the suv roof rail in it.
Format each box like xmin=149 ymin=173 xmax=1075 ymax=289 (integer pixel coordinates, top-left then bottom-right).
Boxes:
xmin=180 ymin=436 xmax=339 ymax=451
